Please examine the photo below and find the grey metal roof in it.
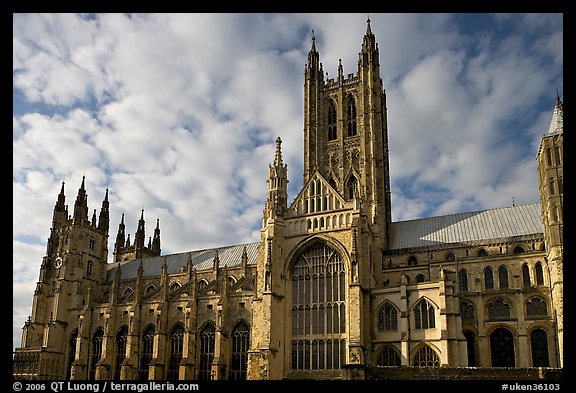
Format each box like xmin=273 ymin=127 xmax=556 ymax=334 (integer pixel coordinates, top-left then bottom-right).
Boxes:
xmin=388 ymin=203 xmax=543 ymax=251
xmin=106 ymin=242 xmax=260 ymax=281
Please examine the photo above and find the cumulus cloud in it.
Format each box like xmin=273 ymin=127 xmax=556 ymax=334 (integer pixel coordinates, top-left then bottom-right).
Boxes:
xmin=12 ymin=13 xmax=563 ymax=350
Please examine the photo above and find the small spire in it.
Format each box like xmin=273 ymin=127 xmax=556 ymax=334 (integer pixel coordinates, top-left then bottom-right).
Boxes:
xmin=274 ymin=137 xmax=284 ymax=166
xmin=366 ymin=16 xmax=372 ymax=34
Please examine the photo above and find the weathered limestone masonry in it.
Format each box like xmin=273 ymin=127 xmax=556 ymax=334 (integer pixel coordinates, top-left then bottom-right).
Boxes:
xmin=14 ymin=19 xmax=563 ymax=380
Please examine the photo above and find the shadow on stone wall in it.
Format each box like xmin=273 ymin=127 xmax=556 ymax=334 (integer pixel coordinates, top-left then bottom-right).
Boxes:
xmin=366 ymin=366 xmax=563 ymax=380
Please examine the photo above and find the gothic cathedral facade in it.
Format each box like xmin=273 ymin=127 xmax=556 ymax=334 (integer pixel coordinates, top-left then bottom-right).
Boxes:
xmin=13 ymin=20 xmax=563 ymax=380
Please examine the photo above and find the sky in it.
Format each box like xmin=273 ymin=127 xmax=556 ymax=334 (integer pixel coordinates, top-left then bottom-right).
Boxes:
xmin=12 ymin=13 xmax=563 ymax=351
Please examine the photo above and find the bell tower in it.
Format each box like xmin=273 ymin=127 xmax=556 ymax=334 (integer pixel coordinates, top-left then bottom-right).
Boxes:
xmin=303 ymin=18 xmax=392 ymax=246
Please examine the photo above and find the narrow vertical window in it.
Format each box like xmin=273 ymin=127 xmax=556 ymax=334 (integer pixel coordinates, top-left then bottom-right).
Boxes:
xmin=168 ymin=324 xmax=184 ymax=380
xmin=458 ymin=269 xmax=468 ymax=292
xmin=140 ymin=325 xmax=155 ymax=381
xmin=535 ymin=262 xmax=545 ymax=286
xmin=328 ymin=101 xmax=337 ymax=141
xmin=114 ymin=326 xmax=128 ymax=380
xmin=530 ymin=329 xmax=549 ymax=367
xmin=498 ymin=266 xmax=509 ymax=289
xmin=199 ymin=324 xmax=215 ymax=380
xmin=89 ymin=328 xmax=104 ymax=380
xmin=484 ymin=267 xmax=494 ymax=289
xmin=346 ymin=97 xmax=357 ymax=137
xmin=522 ymin=264 xmax=531 ymax=287
xmin=230 ymin=322 xmax=249 ymax=380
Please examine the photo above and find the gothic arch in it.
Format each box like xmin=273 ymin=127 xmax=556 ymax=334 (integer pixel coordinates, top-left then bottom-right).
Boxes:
xmin=376 ymin=300 xmax=399 ymax=332
xmin=411 ymin=342 xmax=441 ymax=367
xmin=375 ymin=344 xmax=401 ymax=366
xmin=283 ymin=234 xmax=351 ymax=277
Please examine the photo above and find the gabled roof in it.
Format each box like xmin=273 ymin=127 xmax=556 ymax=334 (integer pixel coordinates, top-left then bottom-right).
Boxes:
xmin=388 ymin=203 xmax=543 ymax=251
xmin=106 ymin=242 xmax=260 ymax=281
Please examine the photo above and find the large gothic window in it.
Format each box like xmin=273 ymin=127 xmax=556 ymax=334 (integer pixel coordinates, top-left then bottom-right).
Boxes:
xmin=490 ymin=327 xmax=515 ymax=367
xmin=114 ymin=325 xmax=128 ymax=379
xmin=291 ymin=243 xmax=346 ymax=370
xmin=377 ymin=345 xmax=401 ymax=366
xmin=378 ymin=302 xmax=398 ymax=331
xmin=413 ymin=345 xmax=440 ymax=367
xmin=199 ymin=323 xmax=215 ymax=380
xmin=530 ymin=329 xmax=550 ymax=367
xmin=327 ymin=101 xmax=337 ymax=141
xmin=89 ymin=328 xmax=104 ymax=380
xmin=168 ymin=324 xmax=184 ymax=380
xmin=140 ymin=324 xmax=155 ymax=381
xmin=346 ymin=97 xmax=357 ymax=137
xmin=414 ymin=299 xmax=435 ymax=329
xmin=230 ymin=322 xmax=250 ymax=380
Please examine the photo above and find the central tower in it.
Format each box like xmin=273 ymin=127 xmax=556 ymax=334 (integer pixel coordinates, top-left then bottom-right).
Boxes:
xmin=303 ymin=19 xmax=392 ymax=246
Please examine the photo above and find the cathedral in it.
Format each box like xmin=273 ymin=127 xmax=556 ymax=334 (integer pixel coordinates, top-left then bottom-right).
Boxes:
xmin=13 ymin=20 xmax=563 ymax=380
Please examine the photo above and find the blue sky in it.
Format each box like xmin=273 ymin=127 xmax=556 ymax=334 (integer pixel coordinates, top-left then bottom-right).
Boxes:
xmin=12 ymin=13 xmax=563 ymax=350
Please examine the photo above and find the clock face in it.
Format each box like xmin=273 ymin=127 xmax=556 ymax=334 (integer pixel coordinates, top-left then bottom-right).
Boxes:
xmin=54 ymin=257 xmax=63 ymax=269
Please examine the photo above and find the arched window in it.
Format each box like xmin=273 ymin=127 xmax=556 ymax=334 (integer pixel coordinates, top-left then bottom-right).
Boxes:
xmin=484 ymin=267 xmax=494 ymax=289
xmin=408 ymin=256 xmax=417 ymax=267
xmin=413 ymin=345 xmax=440 ymax=367
xmin=66 ymin=329 xmax=78 ymax=379
xmin=416 ymin=274 xmax=426 ymax=283
xmin=488 ymin=300 xmax=510 ymax=319
xmin=346 ymin=175 xmax=357 ymax=200
xmin=459 ymin=269 xmax=468 ymax=292
xmin=414 ymin=299 xmax=435 ymax=329
xmin=199 ymin=323 xmax=215 ymax=380
xmin=377 ymin=345 xmax=401 ymax=366
xmin=198 ymin=280 xmax=209 ymax=290
xmin=328 ymin=101 xmax=337 ymax=141
xmin=526 ymin=298 xmax=547 ymax=317
xmin=513 ymin=246 xmax=525 ymax=254
xmin=170 ymin=282 xmax=182 ymax=292
xmin=346 ymin=97 xmax=357 ymax=137
xmin=460 ymin=302 xmax=475 ymax=321
xmin=378 ymin=302 xmax=398 ymax=331
xmin=145 ymin=284 xmax=157 ymax=295
xmin=122 ymin=287 xmax=133 ymax=299
xmin=530 ymin=329 xmax=550 ymax=367
xmin=478 ymin=248 xmax=489 ymax=257
xmin=168 ymin=324 xmax=184 ymax=380
xmin=140 ymin=325 xmax=155 ymax=381
xmin=522 ymin=264 xmax=531 ymax=287
xmin=291 ymin=243 xmax=346 ymax=370
xmin=535 ymin=262 xmax=545 ymax=286
xmin=230 ymin=322 xmax=250 ymax=380
xmin=89 ymin=328 xmax=104 ymax=380
xmin=490 ymin=328 xmax=515 ymax=367
xmin=464 ymin=331 xmax=476 ymax=366
xmin=445 ymin=253 xmax=456 ymax=262
xmin=115 ymin=325 xmax=128 ymax=380
xmin=498 ymin=266 xmax=509 ymax=289
xmin=86 ymin=261 xmax=93 ymax=277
